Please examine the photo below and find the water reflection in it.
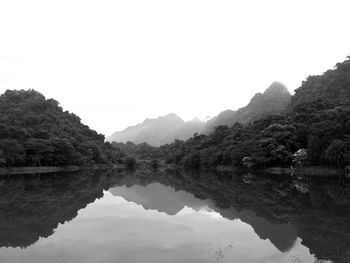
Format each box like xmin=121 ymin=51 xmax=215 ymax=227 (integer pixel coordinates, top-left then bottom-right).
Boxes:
xmin=110 ymin=170 xmax=350 ymax=262
xmin=110 ymin=182 xmax=298 ymax=253
xmin=0 ymin=169 xmax=349 ymax=263
xmin=0 ymin=169 xmax=118 ymax=248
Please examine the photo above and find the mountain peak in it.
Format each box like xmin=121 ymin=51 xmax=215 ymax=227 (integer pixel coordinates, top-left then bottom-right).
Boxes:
xmin=264 ymin=82 xmax=289 ymax=95
xmin=164 ymin=113 xmax=183 ymax=120
xmin=204 ymin=82 xmax=291 ymax=133
xmin=142 ymin=113 xmax=184 ymax=125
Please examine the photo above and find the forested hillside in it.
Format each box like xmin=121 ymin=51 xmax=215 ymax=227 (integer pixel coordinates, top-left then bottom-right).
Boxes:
xmin=205 ymin=82 xmax=291 ymax=132
xmin=116 ymin=57 xmax=350 ymax=169
xmin=289 ymin=58 xmax=350 ymax=109
xmin=0 ymin=90 xmax=124 ymax=167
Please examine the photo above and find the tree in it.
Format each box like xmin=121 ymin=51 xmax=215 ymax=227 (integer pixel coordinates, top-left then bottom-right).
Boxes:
xmin=0 ymin=139 xmax=25 ymax=166
xmin=325 ymin=139 xmax=346 ymax=167
xmin=307 ymin=135 xmax=322 ymax=164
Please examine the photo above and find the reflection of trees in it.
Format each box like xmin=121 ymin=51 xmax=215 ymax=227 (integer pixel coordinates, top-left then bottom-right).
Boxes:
xmin=0 ymin=168 xmax=349 ymax=262
xmin=0 ymin=169 xmax=121 ymax=248
xmin=110 ymin=169 xmax=350 ymax=262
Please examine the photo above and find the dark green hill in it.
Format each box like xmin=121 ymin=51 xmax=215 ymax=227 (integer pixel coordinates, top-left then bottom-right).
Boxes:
xmin=290 ymin=56 xmax=350 ymax=109
xmin=0 ymin=89 xmax=123 ymax=167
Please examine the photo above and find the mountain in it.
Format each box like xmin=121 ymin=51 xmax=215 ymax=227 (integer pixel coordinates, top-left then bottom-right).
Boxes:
xmin=160 ymin=56 xmax=350 ymax=169
xmin=110 ymin=182 xmax=209 ymax=215
xmin=108 ymin=82 xmax=290 ymax=146
xmin=107 ymin=114 xmax=205 ymax=146
xmin=0 ymin=89 xmax=124 ymax=167
xmin=163 ymin=117 xmax=206 ymax=142
xmin=205 ymin=82 xmax=291 ymax=132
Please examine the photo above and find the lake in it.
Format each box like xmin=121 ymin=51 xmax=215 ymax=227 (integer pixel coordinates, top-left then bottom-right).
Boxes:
xmin=0 ymin=169 xmax=349 ymax=263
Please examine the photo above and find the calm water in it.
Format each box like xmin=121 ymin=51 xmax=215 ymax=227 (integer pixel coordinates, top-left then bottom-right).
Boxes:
xmin=0 ymin=169 xmax=349 ymax=263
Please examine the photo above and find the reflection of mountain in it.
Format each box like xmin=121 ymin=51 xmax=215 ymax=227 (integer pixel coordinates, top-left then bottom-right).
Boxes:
xmin=219 ymin=208 xmax=297 ymax=252
xmin=110 ymin=183 xmax=209 ymax=215
xmin=112 ymin=181 xmax=298 ymax=252
xmin=0 ymin=170 xmax=120 ymax=248
xmin=109 ymin=174 xmax=297 ymax=253
xmin=109 ymin=170 xmax=350 ymax=262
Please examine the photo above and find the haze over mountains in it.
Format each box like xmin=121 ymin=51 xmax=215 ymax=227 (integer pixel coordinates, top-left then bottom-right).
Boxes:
xmin=107 ymin=114 xmax=206 ymax=146
xmin=107 ymin=82 xmax=291 ymax=146
xmin=205 ymin=81 xmax=291 ymax=132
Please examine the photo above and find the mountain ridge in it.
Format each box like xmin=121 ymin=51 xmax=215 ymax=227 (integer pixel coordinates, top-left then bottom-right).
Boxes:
xmin=107 ymin=81 xmax=291 ymax=146
xmin=107 ymin=113 xmax=203 ymax=146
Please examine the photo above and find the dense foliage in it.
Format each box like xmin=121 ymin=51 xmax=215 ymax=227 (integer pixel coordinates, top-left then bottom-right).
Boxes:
xmin=289 ymin=58 xmax=350 ymax=108
xmin=161 ymin=118 xmax=302 ymax=168
xmin=0 ymin=90 xmax=125 ymax=167
xmin=118 ymin=57 xmax=350 ymax=169
xmin=112 ymin=141 xmax=163 ymax=160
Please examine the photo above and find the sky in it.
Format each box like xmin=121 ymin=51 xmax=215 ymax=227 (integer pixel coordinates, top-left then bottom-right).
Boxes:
xmin=1 ymin=0 xmax=350 ymax=136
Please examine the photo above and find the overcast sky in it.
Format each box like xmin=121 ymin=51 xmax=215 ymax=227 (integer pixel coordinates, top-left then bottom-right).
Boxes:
xmin=1 ymin=0 xmax=350 ymax=136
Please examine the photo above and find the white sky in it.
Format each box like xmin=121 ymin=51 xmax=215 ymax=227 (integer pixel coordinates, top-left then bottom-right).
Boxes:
xmin=1 ymin=0 xmax=350 ymax=136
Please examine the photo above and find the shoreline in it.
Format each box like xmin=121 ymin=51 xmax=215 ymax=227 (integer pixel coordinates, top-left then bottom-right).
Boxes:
xmin=216 ymin=165 xmax=350 ymax=178
xmin=0 ymin=164 xmax=118 ymax=176
xmin=1 ymin=163 xmax=349 ymax=179
xmin=136 ymin=159 xmax=350 ymax=178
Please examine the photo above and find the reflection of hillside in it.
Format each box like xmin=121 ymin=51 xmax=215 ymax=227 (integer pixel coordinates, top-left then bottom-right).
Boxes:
xmin=109 ymin=171 xmax=298 ymax=253
xmin=0 ymin=170 xmax=120 ymax=248
xmin=110 ymin=183 xmax=210 ymax=215
xmin=219 ymin=208 xmax=297 ymax=252
xmin=109 ymin=170 xmax=350 ymax=262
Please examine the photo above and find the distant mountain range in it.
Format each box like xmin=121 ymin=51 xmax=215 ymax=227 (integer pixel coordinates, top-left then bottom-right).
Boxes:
xmin=107 ymin=82 xmax=291 ymax=146
xmin=107 ymin=114 xmax=206 ymax=146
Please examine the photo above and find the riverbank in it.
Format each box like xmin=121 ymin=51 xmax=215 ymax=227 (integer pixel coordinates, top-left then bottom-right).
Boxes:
xmin=135 ymin=158 xmax=350 ymax=178
xmin=0 ymin=164 xmax=119 ymax=176
xmin=216 ymin=165 xmax=350 ymax=178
